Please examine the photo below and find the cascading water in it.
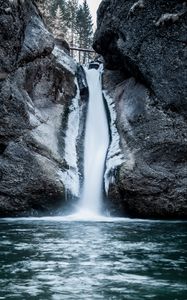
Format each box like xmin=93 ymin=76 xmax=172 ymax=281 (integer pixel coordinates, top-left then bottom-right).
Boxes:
xmin=77 ymin=65 xmax=110 ymax=217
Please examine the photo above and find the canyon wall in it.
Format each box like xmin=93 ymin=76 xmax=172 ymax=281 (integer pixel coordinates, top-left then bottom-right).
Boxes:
xmin=0 ymin=0 xmax=78 ymax=216
xmin=94 ymin=0 xmax=187 ymax=218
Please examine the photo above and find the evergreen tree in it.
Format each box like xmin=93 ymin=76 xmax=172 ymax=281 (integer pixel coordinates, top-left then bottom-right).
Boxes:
xmin=76 ymin=0 xmax=93 ymax=62
xmin=52 ymin=5 xmax=66 ymax=38
xmin=82 ymin=0 xmax=93 ymax=48
xmin=76 ymin=6 xmax=84 ymax=46
xmin=66 ymin=0 xmax=79 ymax=45
xmin=37 ymin=0 xmax=53 ymax=27
xmin=50 ymin=0 xmax=66 ymax=17
xmin=75 ymin=5 xmax=85 ymax=62
xmin=36 ymin=0 xmax=94 ymax=62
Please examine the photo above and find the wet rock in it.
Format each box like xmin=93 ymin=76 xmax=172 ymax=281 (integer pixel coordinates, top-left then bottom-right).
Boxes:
xmin=94 ymin=0 xmax=187 ymax=115
xmin=18 ymin=15 xmax=54 ymax=64
xmin=0 ymin=0 xmax=77 ymax=217
xmin=95 ymin=0 xmax=187 ymax=219
xmin=76 ymin=66 xmax=89 ymax=187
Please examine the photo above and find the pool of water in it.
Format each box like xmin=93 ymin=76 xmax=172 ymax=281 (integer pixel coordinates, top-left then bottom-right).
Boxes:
xmin=0 ymin=217 xmax=186 ymax=300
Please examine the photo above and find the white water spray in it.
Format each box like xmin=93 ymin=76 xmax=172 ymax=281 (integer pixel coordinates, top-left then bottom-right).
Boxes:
xmin=77 ymin=66 xmax=110 ymax=217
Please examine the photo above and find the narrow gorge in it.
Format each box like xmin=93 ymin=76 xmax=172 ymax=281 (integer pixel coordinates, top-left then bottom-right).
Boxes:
xmin=0 ymin=0 xmax=186 ymax=220
xmin=0 ymin=1 xmax=187 ymax=299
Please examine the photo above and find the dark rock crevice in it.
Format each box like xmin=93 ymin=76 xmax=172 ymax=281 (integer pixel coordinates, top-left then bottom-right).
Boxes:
xmin=0 ymin=144 xmax=7 ymax=155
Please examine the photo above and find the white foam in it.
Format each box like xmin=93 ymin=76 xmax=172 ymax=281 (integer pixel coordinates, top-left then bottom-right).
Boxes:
xmin=78 ymin=67 xmax=110 ymax=215
xmin=2 ymin=216 xmax=185 ymax=224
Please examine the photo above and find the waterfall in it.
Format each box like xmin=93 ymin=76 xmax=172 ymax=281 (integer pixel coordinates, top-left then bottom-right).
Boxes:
xmin=77 ymin=65 xmax=110 ymax=216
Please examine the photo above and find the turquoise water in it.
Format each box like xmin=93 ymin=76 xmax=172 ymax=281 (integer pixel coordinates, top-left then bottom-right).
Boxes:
xmin=0 ymin=218 xmax=186 ymax=300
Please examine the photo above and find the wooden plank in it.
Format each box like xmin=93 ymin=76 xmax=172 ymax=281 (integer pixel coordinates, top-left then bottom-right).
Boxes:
xmin=69 ymin=47 xmax=95 ymax=53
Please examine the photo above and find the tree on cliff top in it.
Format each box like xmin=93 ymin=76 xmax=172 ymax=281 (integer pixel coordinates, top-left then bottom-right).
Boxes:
xmin=66 ymin=0 xmax=79 ymax=46
xmin=52 ymin=5 xmax=67 ymax=38
xmin=37 ymin=0 xmax=94 ymax=61
xmin=37 ymin=0 xmax=52 ymax=26
xmin=75 ymin=0 xmax=93 ymax=62
xmin=50 ymin=0 xmax=66 ymax=17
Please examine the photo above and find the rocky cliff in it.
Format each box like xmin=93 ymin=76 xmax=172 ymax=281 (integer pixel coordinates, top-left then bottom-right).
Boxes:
xmin=0 ymin=0 xmax=78 ymax=217
xmin=94 ymin=0 xmax=187 ymax=219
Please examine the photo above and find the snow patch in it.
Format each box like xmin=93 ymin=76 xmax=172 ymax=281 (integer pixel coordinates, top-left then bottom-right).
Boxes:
xmin=58 ymin=79 xmax=80 ymax=197
xmin=31 ymin=80 xmax=80 ymax=197
xmin=103 ymin=91 xmax=125 ymax=193
xmin=52 ymin=46 xmax=77 ymax=75
xmin=128 ymin=0 xmax=144 ymax=17
xmin=155 ymin=13 xmax=180 ymax=26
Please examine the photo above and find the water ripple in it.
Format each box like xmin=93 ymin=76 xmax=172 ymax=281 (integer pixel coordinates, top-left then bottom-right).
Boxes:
xmin=0 ymin=219 xmax=186 ymax=300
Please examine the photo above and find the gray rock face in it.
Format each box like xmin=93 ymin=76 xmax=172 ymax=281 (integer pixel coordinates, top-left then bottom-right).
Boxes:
xmin=94 ymin=0 xmax=187 ymax=219
xmin=0 ymin=0 xmax=77 ymax=217
xmin=94 ymin=0 xmax=187 ymax=114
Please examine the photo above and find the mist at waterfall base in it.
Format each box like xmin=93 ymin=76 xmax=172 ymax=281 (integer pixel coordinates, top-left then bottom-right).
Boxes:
xmin=1 ymin=69 xmax=186 ymax=300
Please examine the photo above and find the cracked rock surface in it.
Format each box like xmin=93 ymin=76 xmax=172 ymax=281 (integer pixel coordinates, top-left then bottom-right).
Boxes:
xmin=0 ymin=0 xmax=77 ymax=217
xmin=94 ymin=0 xmax=187 ymax=219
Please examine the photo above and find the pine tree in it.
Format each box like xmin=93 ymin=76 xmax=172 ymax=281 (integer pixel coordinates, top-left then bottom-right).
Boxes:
xmin=82 ymin=0 xmax=93 ymax=47
xmin=37 ymin=0 xmax=53 ymax=28
xmin=50 ymin=0 xmax=66 ymax=17
xmin=36 ymin=0 xmax=94 ymax=63
xmin=66 ymin=0 xmax=79 ymax=46
xmin=75 ymin=5 xmax=85 ymax=62
xmin=76 ymin=6 xmax=84 ymax=46
xmin=76 ymin=0 xmax=93 ymax=63
xmin=52 ymin=5 xmax=66 ymax=38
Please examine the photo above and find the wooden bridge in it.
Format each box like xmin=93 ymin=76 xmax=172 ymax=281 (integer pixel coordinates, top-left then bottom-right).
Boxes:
xmin=69 ymin=45 xmax=96 ymax=63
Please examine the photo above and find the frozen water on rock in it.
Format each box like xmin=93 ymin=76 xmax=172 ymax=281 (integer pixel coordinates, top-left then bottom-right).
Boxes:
xmin=103 ymin=91 xmax=125 ymax=193
xmin=28 ymin=45 xmax=80 ymax=198
xmin=52 ymin=46 xmax=77 ymax=75
xmin=58 ymin=79 xmax=80 ymax=197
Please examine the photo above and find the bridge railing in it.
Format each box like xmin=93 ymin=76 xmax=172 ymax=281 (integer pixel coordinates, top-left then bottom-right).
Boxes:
xmin=69 ymin=45 xmax=96 ymax=63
